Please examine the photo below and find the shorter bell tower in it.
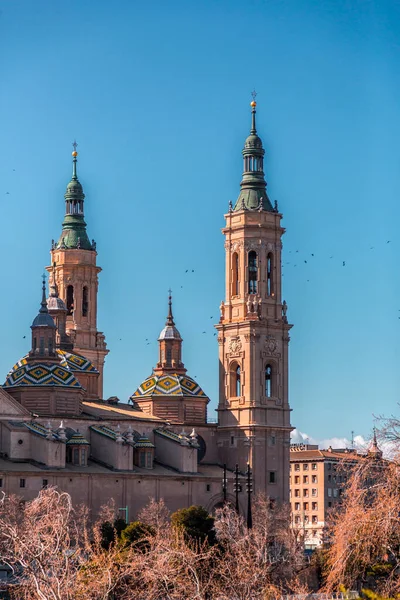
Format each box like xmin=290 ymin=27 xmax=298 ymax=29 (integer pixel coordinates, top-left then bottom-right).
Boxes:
xmin=47 ymin=145 xmax=108 ymax=398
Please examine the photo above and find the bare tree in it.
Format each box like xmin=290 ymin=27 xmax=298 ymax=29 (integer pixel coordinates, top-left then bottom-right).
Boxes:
xmin=324 ymin=456 xmax=400 ymax=596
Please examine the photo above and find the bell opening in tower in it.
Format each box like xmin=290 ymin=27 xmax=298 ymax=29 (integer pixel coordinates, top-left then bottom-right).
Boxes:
xmin=248 ymin=251 xmax=258 ymax=294
xmin=66 ymin=285 xmax=74 ymax=316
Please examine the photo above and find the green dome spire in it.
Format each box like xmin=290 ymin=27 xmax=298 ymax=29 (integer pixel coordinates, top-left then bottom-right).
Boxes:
xmin=234 ymin=97 xmax=273 ymax=212
xmin=56 ymin=143 xmax=94 ymax=251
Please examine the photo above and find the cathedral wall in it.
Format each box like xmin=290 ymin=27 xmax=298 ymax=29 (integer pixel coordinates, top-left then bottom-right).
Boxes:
xmin=3 ymin=428 xmax=31 ymax=461
xmin=30 ymin=436 xmax=65 ymax=469
xmin=154 ymin=434 xmax=198 ymax=473
xmin=90 ymin=432 xmax=133 ymax=471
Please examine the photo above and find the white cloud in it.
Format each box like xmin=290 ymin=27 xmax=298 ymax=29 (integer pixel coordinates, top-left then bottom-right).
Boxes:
xmin=291 ymin=429 xmax=368 ymax=451
xmin=290 ymin=429 xmax=397 ymax=458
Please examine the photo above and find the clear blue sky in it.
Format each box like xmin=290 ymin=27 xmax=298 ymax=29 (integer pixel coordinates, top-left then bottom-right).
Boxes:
xmin=0 ymin=0 xmax=399 ymax=443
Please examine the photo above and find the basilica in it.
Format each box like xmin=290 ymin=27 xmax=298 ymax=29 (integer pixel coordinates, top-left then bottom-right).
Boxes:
xmin=0 ymin=101 xmax=292 ymax=517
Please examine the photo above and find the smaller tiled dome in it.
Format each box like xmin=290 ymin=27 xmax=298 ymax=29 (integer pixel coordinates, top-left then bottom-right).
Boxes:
xmin=4 ymin=362 xmax=82 ymax=388
xmin=158 ymin=325 xmax=182 ymax=341
xmin=244 ymin=133 xmax=263 ymax=149
xmin=131 ymin=373 xmax=207 ymax=399
xmin=47 ymin=296 xmax=67 ymax=311
xmin=32 ymin=312 xmax=56 ymax=328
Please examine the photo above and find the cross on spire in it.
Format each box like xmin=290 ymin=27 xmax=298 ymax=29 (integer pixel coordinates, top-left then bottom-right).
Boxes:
xmin=72 ymin=140 xmax=78 ymax=152
xmin=251 ymin=89 xmax=257 ymax=101
xmin=166 ymin=289 xmax=175 ymax=326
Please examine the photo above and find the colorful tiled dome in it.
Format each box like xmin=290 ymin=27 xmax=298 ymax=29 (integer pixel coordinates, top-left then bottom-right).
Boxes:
xmin=131 ymin=374 xmax=207 ymax=399
xmin=5 ymin=350 xmax=97 ymax=389
xmin=4 ymin=362 xmax=82 ymax=388
xmin=57 ymin=350 xmax=99 ymax=373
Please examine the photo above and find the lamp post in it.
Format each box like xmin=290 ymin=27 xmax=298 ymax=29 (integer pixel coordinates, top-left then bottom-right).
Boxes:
xmin=246 ymin=462 xmax=253 ymax=529
xmin=222 ymin=463 xmax=227 ymax=503
xmin=233 ymin=463 xmax=240 ymax=514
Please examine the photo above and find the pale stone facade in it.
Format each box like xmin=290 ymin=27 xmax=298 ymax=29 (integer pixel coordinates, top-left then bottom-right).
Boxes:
xmin=289 ymin=444 xmax=371 ymax=549
xmin=0 ymin=101 xmax=292 ymax=519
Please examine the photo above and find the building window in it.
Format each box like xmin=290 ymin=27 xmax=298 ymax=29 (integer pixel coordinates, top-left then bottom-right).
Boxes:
xmin=166 ymin=348 xmax=172 ymax=365
xmin=311 ymin=463 xmax=317 ymax=470
xmin=294 ymin=464 xmax=300 ymax=472
xmin=312 ymin=475 xmax=317 ymax=483
xmin=82 ymin=286 xmax=88 ymax=317
xmin=312 ymin=502 xmax=318 ymax=510
xmin=294 ymin=489 xmax=300 ymax=497
xmin=328 ymin=475 xmax=332 ymax=482
xmin=333 ymin=488 xmax=338 ymax=498
xmin=42 ymin=479 xmax=48 ymax=489
xmin=232 ymin=252 xmax=239 ymax=296
xmin=248 ymin=251 xmax=258 ymax=294
xmin=327 ymin=488 xmax=332 ymax=497
xmin=66 ymin=285 xmax=74 ymax=316
xmin=294 ymin=515 xmax=300 ymax=524
xmin=294 ymin=476 xmax=300 ymax=484
xmin=229 ymin=363 xmax=241 ymax=397
xmin=303 ymin=463 xmax=309 ymax=471
xmin=269 ymin=471 xmax=276 ymax=484
xmin=303 ymin=489 xmax=309 ymax=497
xmin=312 ymin=488 xmax=317 ymax=497
xmin=267 ymin=253 xmax=273 ymax=296
xmin=206 ymin=484 xmax=211 ymax=492
xmin=235 ymin=365 xmax=241 ymax=396
xmin=0 ymin=479 xmax=3 ymax=488
xmin=265 ymin=365 xmax=272 ymax=397
xmin=303 ymin=475 xmax=309 ymax=484
xmin=327 ymin=462 xmax=332 ymax=471
xmin=303 ymin=502 xmax=309 ymax=511
xmin=312 ymin=515 xmax=318 ymax=524
xmin=295 ymin=503 xmax=300 ymax=511
xmin=20 ymin=479 xmax=25 ymax=488
xmin=328 ymin=501 xmax=332 ymax=508
xmin=304 ymin=515 xmax=309 ymax=524
xmin=146 ymin=451 xmax=153 ymax=469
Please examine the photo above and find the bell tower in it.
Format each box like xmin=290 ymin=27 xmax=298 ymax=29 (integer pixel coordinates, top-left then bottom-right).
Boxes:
xmin=46 ymin=145 xmax=108 ymax=398
xmin=216 ymin=99 xmax=292 ymax=502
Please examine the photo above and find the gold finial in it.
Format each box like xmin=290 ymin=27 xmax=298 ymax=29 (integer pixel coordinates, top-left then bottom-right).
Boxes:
xmin=72 ymin=140 xmax=78 ymax=157
xmin=250 ymin=89 xmax=257 ymax=108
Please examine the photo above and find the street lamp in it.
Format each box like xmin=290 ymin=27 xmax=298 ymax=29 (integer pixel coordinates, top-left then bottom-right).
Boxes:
xmin=246 ymin=462 xmax=253 ymax=529
xmin=233 ymin=463 xmax=240 ymax=514
xmin=222 ymin=463 xmax=227 ymax=503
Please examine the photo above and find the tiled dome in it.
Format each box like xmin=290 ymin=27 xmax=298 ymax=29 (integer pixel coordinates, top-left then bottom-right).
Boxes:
xmin=4 ymin=350 xmax=98 ymax=389
xmin=4 ymin=362 xmax=82 ymax=388
xmin=131 ymin=373 xmax=207 ymax=399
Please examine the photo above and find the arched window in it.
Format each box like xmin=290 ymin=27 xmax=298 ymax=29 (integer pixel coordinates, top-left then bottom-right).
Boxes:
xmin=236 ymin=365 xmax=241 ymax=397
xmin=82 ymin=286 xmax=88 ymax=317
xmin=265 ymin=364 xmax=272 ymax=397
xmin=248 ymin=251 xmax=258 ymax=294
xmin=267 ymin=253 xmax=274 ymax=296
xmin=66 ymin=285 xmax=74 ymax=316
xmin=229 ymin=362 xmax=241 ymax=398
xmin=232 ymin=252 xmax=239 ymax=296
xmin=166 ymin=348 xmax=172 ymax=365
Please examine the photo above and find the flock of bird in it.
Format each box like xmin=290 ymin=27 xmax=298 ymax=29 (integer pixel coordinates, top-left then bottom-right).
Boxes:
xmin=3 ymin=163 xmax=396 ymax=346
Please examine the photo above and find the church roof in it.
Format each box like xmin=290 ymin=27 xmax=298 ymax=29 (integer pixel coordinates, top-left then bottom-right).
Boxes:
xmin=4 ymin=362 xmax=82 ymax=388
xmin=57 ymin=350 xmax=99 ymax=373
xmin=8 ymin=350 xmax=98 ymax=377
xmin=131 ymin=373 xmax=207 ymax=399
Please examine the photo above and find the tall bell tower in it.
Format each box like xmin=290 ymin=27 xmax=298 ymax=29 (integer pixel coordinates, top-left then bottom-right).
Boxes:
xmin=46 ymin=145 xmax=108 ymax=398
xmin=216 ymin=99 xmax=292 ymax=502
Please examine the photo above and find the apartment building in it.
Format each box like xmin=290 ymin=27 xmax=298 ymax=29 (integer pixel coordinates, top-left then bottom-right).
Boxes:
xmin=289 ymin=443 xmax=371 ymax=549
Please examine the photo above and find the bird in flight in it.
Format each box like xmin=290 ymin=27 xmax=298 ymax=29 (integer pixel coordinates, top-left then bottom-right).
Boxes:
xmin=343 ymin=261 xmax=346 ymax=267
